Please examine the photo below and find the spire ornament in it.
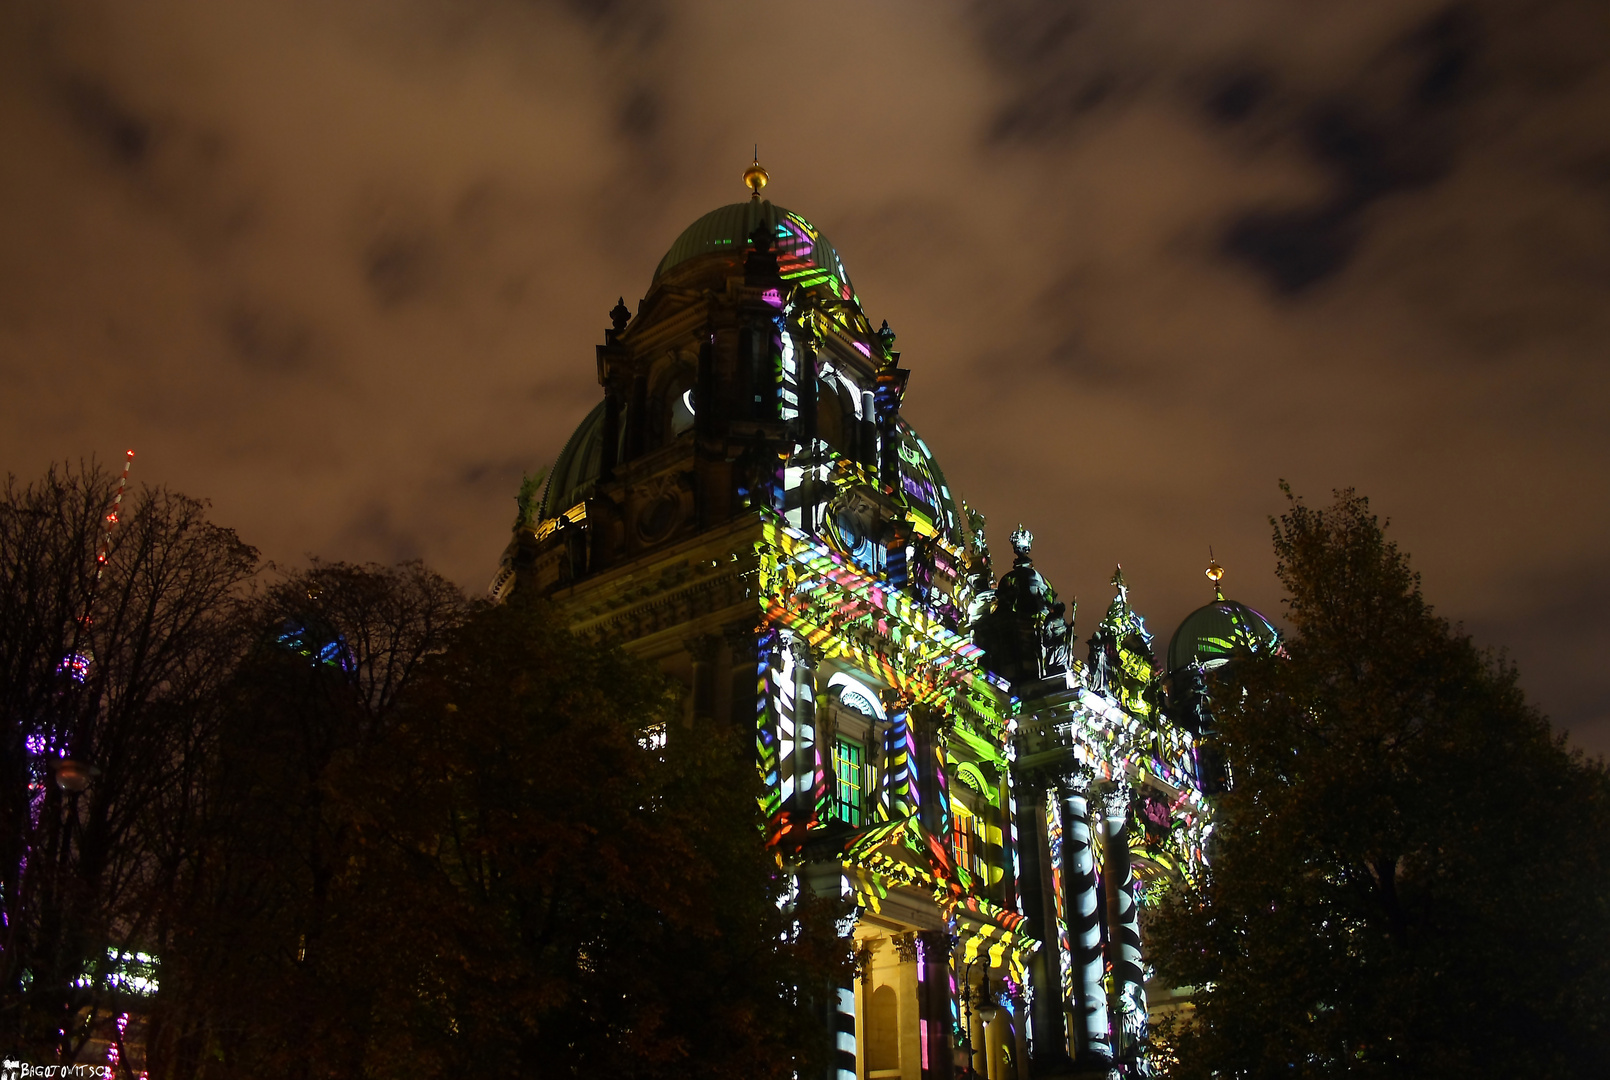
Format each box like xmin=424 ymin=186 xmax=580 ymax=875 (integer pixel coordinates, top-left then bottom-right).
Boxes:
xmin=1206 ymin=549 xmax=1225 ymax=601
xmin=743 ymin=148 xmax=769 ymax=200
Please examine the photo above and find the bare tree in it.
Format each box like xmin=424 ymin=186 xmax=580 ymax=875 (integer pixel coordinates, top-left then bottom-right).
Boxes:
xmin=0 ymin=462 xmax=259 ymax=1063
xmin=146 ymin=561 xmax=469 ymax=1079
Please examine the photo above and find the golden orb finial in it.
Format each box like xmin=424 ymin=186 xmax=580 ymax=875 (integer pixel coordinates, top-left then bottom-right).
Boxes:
xmin=743 ymin=147 xmax=768 ymax=200
xmin=1206 ymin=549 xmax=1225 ymax=601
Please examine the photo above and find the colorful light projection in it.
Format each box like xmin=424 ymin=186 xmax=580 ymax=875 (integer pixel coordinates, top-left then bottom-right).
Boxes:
xmin=751 ymin=501 xmax=1213 ymax=1029
xmin=827 ymin=672 xmax=885 ymax=720
xmin=773 ymin=211 xmax=858 ymax=306
xmin=758 ymin=627 xmax=833 ymax=848
xmin=1045 ymin=797 xmax=1076 ymax=1009
xmin=895 ymin=424 xmax=960 ymax=541
xmin=757 ymin=518 xmax=1005 ymax=709
xmin=750 ymin=507 xmax=1040 ymax=986
xmin=704 ymin=243 xmax=1216 ymax=1061
xmin=274 ymin=619 xmax=353 ymax=671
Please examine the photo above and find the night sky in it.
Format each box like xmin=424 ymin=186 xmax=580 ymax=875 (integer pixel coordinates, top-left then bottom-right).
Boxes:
xmin=3 ymin=1 xmax=1607 ymax=752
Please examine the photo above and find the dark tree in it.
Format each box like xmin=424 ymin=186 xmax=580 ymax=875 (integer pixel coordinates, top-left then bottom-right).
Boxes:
xmin=153 ymin=578 xmax=849 ymax=1079
xmin=330 ymin=595 xmax=852 ymax=1079
xmin=147 ymin=561 xmax=469 ymax=1078
xmin=1150 ymin=487 xmax=1610 ymax=1079
xmin=0 ymin=463 xmax=258 ymax=1062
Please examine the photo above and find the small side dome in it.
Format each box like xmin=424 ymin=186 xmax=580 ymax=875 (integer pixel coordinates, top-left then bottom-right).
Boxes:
xmin=1166 ymin=599 xmax=1278 ymax=673
xmin=538 ymin=401 xmax=607 ymax=519
xmin=893 ymin=418 xmax=965 ymax=547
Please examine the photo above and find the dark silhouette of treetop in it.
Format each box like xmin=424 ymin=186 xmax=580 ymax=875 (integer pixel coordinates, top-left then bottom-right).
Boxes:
xmin=1149 ymin=486 xmax=1610 ymax=1079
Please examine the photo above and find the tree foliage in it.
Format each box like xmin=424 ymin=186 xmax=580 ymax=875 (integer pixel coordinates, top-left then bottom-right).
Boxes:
xmin=336 ymin=595 xmax=849 ymax=1079
xmin=1150 ymin=487 xmax=1610 ymax=1078
xmin=1 ymin=461 xmax=848 ymax=1077
xmin=147 ymin=561 xmax=469 ymax=1077
xmin=149 ymin=572 xmax=848 ymax=1078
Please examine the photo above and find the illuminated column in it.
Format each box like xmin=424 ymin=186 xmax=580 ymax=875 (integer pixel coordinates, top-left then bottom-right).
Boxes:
xmin=872 ymin=320 xmax=908 ymax=583
xmin=996 ymin=763 xmax=1017 ymax=912
xmin=915 ymin=930 xmax=955 ymax=1080
xmin=791 ymin=634 xmax=819 ymax=820
xmin=750 ymin=628 xmax=782 ymax=829
xmin=815 ymin=675 xmax=838 ymax=781
xmin=1017 ymin=785 xmax=1071 ymax=1072
xmin=1102 ymin=784 xmax=1146 ymax=1063
xmin=914 ymin=705 xmax=948 ymax=839
xmin=794 ymin=308 xmax=820 ymax=534
xmin=881 ymin=692 xmax=917 ymax=820
xmin=834 ymin=980 xmax=858 ymax=1080
xmin=803 ymin=861 xmax=858 ymax=1080
xmin=1061 ymin=777 xmax=1112 ymax=1065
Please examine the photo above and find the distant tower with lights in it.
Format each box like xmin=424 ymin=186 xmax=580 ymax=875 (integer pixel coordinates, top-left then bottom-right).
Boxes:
xmin=493 ymin=161 xmax=1262 ymax=1079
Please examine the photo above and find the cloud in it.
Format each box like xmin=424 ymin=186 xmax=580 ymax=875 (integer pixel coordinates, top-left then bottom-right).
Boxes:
xmin=221 ymin=301 xmax=318 ymax=373
xmin=1 ymin=0 xmax=1606 ymax=754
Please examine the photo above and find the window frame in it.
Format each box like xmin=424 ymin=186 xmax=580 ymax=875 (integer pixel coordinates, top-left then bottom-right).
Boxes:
xmin=833 ymin=736 xmax=865 ymax=827
xmin=951 ymin=799 xmax=986 ymax=880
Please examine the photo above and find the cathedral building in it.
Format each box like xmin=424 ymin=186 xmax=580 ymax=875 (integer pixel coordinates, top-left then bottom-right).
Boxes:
xmin=491 ymin=161 xmax=1276 ymax=1080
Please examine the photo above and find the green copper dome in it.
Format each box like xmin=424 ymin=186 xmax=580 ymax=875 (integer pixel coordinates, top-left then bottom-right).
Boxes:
xmin=1166 ymin=599 xmax=1279 ymax=673
xmin=539 ymin=401 xmax=606 ymax=519
xmin=654 ymin=200 xmax=859 ymax=304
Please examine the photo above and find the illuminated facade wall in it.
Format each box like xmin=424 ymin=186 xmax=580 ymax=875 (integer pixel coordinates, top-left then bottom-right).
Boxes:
xmin=494 ymin=183 xmax=1218 ymax=1079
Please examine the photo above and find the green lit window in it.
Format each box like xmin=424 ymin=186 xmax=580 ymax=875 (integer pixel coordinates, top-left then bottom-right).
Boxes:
xmin=834 ymin=739 xmax=864 ymax=826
